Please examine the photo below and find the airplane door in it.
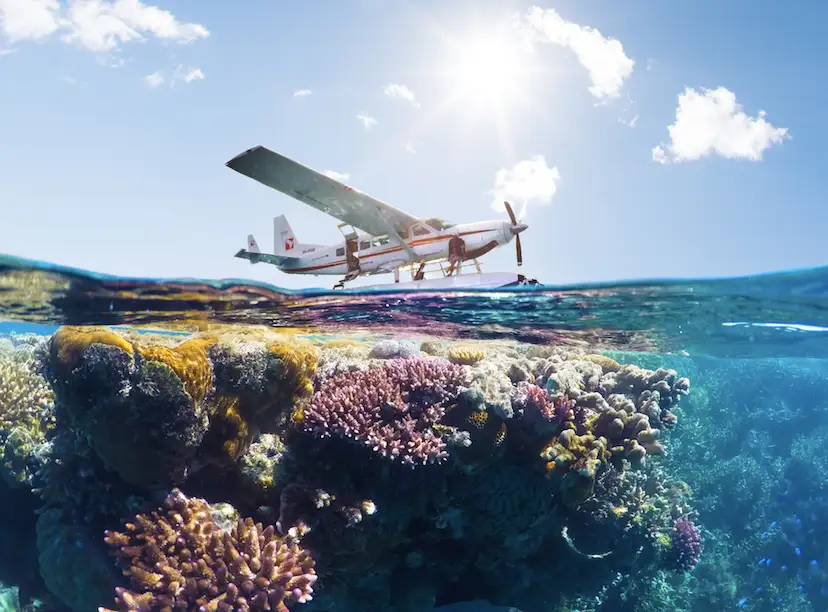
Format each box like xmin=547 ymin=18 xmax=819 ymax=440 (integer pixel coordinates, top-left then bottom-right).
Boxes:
xmin=345 ymin=238 xmax=360 ymax=272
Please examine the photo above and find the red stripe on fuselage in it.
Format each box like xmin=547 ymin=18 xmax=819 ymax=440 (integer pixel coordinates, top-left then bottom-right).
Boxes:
xmin=286 ymin=228 xmax=495 ymax=273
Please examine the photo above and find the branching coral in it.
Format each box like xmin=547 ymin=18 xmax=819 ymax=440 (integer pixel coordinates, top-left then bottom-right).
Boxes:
xmin=298 ymin=357 xmax=471 ymax=466
xmin=102 ymin=489 xmax=317 ymax=611
xmin=0 ymin=341 xmax=55 ymax=487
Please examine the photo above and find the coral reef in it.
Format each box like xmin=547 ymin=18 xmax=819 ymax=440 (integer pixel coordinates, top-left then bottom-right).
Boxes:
xmin=102 ymin=489 xmax=316 ymax=611
xmin=0 ymin=327 xmax=705 ymax=612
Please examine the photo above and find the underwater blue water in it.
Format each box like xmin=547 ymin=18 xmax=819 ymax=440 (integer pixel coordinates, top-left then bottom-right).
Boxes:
xmin=2 ymin=253 xmax=828 ymax=612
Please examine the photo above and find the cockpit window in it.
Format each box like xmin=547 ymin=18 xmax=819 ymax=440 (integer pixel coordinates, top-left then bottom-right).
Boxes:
xmin=412 ymin=225 xmax=430 ymax=236
xmin=424 ymin=217 xmax=455 ymax=230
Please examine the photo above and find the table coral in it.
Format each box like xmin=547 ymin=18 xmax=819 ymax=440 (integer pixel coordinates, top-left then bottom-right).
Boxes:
xmin=298 ymin=356 xmax=471 ymax=466
xmin=102 ymin=489 xmax=317 ymax=611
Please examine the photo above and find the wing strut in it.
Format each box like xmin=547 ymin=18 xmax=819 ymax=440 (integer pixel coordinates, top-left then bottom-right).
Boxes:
xmin=373 ymin=206 xmax=418 ymax=259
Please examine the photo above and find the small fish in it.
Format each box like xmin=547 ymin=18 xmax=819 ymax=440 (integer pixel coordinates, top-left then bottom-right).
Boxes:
xmin=762 ymin=532 xmax=770 ymax=538
xmin=754 ymin=587 xmax=762 ymax=594
xmin=810 ymin=560 xmax=819 ymax=568
xmin=782 ymin=564 xmax=789 ymax=571
xmin=737 ymin=597 xmax=748 ymax=608
xmin=795 ymin=547 xmax=802 ymax=556
xmin=759 ymin=558 xmax=767 ymax=566
xmin=770 ymin=521 xmax=777 ymax=528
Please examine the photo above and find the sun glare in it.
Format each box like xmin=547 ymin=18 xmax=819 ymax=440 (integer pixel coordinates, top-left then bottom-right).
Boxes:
xmin=453 ymin=36 xmax=526 ymax=109
xmin=448 ymin=30 xmax=529 ymax=112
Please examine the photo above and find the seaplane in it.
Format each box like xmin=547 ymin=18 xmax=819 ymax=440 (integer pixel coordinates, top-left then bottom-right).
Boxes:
xmin=225 ymin=145 xmax=536 ymax=290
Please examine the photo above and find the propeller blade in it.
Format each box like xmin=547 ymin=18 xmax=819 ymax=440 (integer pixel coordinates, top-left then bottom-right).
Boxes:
xmin=515 ymin=234 xmax=523 ymax=266
xmin=504 ymin=201 xmax=518 ymax=225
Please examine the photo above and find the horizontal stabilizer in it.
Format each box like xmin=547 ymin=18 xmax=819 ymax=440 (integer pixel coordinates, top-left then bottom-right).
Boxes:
xmin=234 ymin=249 xmax=299 ymax=267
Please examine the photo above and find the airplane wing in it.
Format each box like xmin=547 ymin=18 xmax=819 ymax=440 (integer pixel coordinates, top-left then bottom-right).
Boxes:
xmin=226 ymin=146 xmax=420 ymax=239
xmin=234 ymin=249 xmax=299 ymax=267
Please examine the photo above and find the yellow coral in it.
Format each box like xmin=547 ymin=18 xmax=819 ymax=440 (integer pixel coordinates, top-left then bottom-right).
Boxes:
xmin=447 ymin=345 xmax=487 ymax=366
xmin=267 ymin=340 xmax=319 ymax=399
xmin=138 ymin=337 xmax=216 ymax=404
xmin=468 ymin=410 xmax=489 ymax=429
xmin=50 ymin=326 xmax=134 ymax=376
xmin=578 ymin=354 xmax=622 ymax=372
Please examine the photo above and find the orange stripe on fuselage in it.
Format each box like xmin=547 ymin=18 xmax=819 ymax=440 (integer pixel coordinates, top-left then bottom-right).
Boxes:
xmin=287 ymin=229 xmax=495 ymax=273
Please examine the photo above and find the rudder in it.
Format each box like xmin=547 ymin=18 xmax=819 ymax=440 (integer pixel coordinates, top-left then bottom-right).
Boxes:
xmin=273 ymin=214 xmax=297 ymax=254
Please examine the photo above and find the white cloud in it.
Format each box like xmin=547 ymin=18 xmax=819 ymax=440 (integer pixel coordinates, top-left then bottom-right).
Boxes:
xmin=383 ymin=83 xmax=419 ymax=108
xmin=0 ymin=0 xmax=61 ymax=42
xmin=293 ymin=88 xmax=312 ymax=97
xmin=405 ymin=143 xmax=416 ymax=154
xmin=0 ymin=0 xmax=209 ymax=53
xmin=178 ymin=65 xmax=202 ymax=83
xmin=356 ymin=113 xmax=377 ymax=129
xmin=488 ymin=155 xmax=561 ymax=216
xmin=516 ymin=6 xmax=634 ymax=100
xmin=144 ymin=65 xmax=202 ymax=88
xmin=652 ymin=87 xmax=790 ymax=164
xmin=323 ymin=170 xmax=350 ymax=182
xmin=143 ymin=69 xmax=162 ymax=87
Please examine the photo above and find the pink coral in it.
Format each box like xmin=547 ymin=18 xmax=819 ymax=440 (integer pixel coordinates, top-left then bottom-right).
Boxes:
xmin=299 ymin=357 xmax=471 ymax=466
xmin=670 ymin=517 xmax=703 ymax=571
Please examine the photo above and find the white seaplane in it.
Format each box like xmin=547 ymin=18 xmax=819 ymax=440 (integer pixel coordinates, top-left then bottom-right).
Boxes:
xmin=226 ymin=145 xmax=535 ymax=290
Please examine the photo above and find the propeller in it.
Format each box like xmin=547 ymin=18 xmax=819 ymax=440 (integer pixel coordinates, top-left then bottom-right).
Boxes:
xmin=504 ymin=201 xmax=528 ymax=266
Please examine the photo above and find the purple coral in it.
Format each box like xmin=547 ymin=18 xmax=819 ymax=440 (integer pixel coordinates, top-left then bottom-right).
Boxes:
xmin=300 ymin=357 xmax=470 ymax=466
xmin=670 ymin=517 xmax=703 ymax=571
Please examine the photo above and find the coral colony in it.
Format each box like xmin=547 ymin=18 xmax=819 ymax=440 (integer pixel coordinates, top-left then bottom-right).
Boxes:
xmin=0 ymin=327 xmax=702 ymax=611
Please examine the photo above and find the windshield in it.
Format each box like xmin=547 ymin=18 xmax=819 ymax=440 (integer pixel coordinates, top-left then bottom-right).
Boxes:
xmin=424 ymin=217 xmax=455 ymax=230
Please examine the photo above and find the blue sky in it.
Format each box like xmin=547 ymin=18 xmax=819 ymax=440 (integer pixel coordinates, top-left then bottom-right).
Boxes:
xmin=0 ymin=0 xmax=825 ymax=290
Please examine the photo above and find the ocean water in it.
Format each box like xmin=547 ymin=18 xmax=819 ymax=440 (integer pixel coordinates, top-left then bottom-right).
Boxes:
xmin=2 ymin=253 xmax=828 ymax=612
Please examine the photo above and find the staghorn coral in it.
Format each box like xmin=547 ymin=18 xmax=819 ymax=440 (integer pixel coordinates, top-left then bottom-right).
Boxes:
xmin=102 ymin=489 xmax=317 ymax=611
xmin=298 ymin=357 xmax=471 ymax=466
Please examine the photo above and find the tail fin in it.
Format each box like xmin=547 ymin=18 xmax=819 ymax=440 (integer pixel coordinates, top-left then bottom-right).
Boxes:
xmin=273 ymin=214 xmax=298 ymax=255
xmin=247 ymin=234 xmax=261 ymax=253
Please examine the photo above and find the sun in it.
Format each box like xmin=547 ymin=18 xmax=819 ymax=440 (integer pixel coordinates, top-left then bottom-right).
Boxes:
xmin=450 ymin=35 xmax=528 ymax=112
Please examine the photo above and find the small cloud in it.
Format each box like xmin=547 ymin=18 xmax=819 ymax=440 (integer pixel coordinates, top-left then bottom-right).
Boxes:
xmin=620 ymin=114 xmax=639 ymax=128
xmin=0 ymin=48 xmax=17 ymax=56
xmin=144 ymin=71 xmax=164 ymax=87
xmin=323 ymin=170 xmax=350 ymax=182
xmin=293 ymin=88 xmax=312 ymax=97
xmin=181 ymin=67 xmax=204 ymax=83
xmin=488 ymin=155 xmax=561 ymax=218
xmin=646 ymin=58 xmax=655 ymax=71
xmin=356 ymin=113 xmax=377 ymax=129
xmin=383 ymin=83 xmax=420 ymax=108
xmin=652 ymin=86 xmax=790 ymax=164
xmin=405 ymin=143 xmax=416 ymax=154
xmin=516 ymin=7 xmax=634 ymax=100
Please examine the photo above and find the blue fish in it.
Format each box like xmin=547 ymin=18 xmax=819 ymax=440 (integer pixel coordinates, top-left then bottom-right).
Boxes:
xmin=754 ymin=587 xmax=762 ymax=594
xmin=771 ymin=521 xmax=777 ymax=528
xmin=782 ymin=564 xmax=789 ymax=571
xmin=737 ymin=598 xmax=747 ymax=608
xmin=762 ymin=532 xmax=770 ymax=539
xmin=795 ymin=547 xmax=802 ymax=556
xmin=810 ymin=560 xmax=819 ymax=568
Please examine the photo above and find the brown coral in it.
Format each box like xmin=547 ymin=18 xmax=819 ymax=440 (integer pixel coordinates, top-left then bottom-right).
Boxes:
xmin=103 ymin=489 xmax=317 ymax=611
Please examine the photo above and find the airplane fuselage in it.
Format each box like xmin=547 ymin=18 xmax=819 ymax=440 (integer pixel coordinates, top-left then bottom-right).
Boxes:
xmin=275 ymin=219 xmax=516 ymax=277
